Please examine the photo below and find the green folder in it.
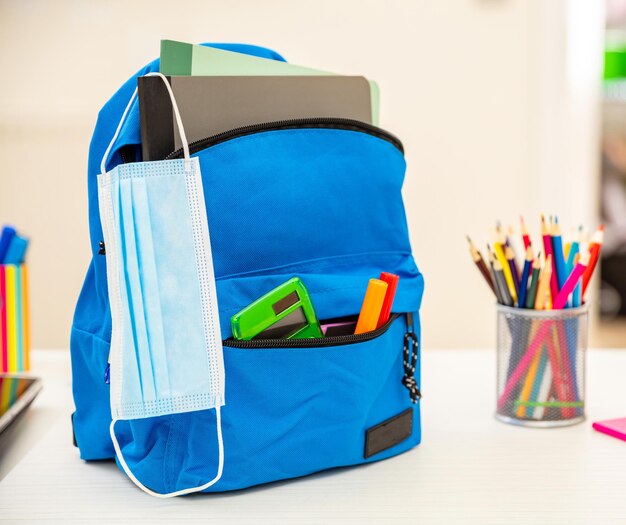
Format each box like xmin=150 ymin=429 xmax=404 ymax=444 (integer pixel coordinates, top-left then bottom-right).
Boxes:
xmin=160 ymin=40 xmax=380 ymax=125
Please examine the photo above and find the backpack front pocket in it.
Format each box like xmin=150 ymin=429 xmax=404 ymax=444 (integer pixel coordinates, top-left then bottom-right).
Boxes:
xmin=112 ymin=312 xmax=421 ymax=493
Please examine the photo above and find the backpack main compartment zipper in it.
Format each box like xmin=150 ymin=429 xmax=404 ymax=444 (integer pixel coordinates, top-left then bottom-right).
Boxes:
xmin=165 ymin=117 xmax=404 ymax=160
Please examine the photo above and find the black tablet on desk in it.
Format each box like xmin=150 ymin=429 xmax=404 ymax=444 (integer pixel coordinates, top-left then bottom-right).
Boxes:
xmin=0 ymin=375 xmax=42 ymax=434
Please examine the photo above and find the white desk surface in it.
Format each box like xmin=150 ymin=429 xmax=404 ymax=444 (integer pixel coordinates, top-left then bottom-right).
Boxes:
xmin=1 ymin=348 xmax=626 ymax=524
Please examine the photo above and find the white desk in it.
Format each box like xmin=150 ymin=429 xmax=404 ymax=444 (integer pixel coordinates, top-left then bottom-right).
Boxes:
xmin=1 ymin=349 xmax=626 ymax=524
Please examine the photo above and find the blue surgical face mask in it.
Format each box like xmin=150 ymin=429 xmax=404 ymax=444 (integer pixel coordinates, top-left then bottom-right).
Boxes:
xmin=98 ymin=73 xmax=225 ymax=497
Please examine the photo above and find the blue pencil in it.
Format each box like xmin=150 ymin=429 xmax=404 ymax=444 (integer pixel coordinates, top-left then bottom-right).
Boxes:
xmin=517 ymin=246 xmax=533 ymax=309
xmin=552 ymin=217 xmax=567 ymax=291
xmin=565 ymin=236 xmax=582 ymax=414
xmin=569 ymin=228 xmax=582 ymax=307
xmin=528 ymin=348 xmax=549 ymax=419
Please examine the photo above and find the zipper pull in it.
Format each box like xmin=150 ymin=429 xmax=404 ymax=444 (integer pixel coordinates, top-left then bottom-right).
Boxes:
xmin=402 ymin=314 xmax=421 ymax=403
xmin=98 ymin=241 xmax=106 ymax=255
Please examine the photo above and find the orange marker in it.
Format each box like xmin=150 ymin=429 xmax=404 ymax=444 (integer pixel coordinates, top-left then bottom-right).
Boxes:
xmin=355 ymin=279 xmax=388 ymax=334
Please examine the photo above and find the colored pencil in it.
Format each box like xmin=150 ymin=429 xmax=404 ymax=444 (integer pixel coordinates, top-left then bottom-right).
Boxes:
xmin=21 ymin=264 xmax=30 ymax=370
xmin=493 ymin=260 xmax=514 ymax=307
xmin=525 ymin=258 xmax=541 ymax=309
xmin=0 ymin=266 xmax=6 ymax=372
xmin=488 ymin=247 xmax=506 ymax=304
xmin=567 ymin=231 xmax=581 ymax=308
xmin=505 ymin=245 xmax=520 ymax=299
xmin=545 ymin=324 xmax=573 ymax=418
xmin=14 ymin=266 xmax=23 ymax=371
xmin=551 ymin=217 xmax=568 ymax=291
xmin=520 ymin=215 xmax=531 ymax=249
xmin=507 ymin=225 xmax=519 ymax=261
xmin=582 ymin=225 xmax=604 ymax=296
xmin=493 ymin=229 xmax=518 ymax=304
xmin=517 ymin=246 xmax=533 ymax=309
xmin=555 ymin=251 xmax=589 ymax=308
xmin=534 ymin=255 xmax=552 ymax=310
xmin=467 ymin=236 xmax=496 ymax=296
xmin=5 ymin=265 xmax=16 ymax=372
xmin=516 ymin=325 xmax=542 ymax=418
xmin=541 ymin=214 xmax=559 ymax=305
xmin=530 ymin=349 xmax=550 ymax=420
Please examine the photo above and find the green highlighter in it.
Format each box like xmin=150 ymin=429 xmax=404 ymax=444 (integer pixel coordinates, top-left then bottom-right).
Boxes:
xmin=231 ymin=277 xmax=323 ymax=340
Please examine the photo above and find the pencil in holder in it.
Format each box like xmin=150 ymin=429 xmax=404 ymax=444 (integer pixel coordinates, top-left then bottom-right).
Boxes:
xmin=495 ymin=304 xmax=588 ymax=427
xmin=0 ymin=264 xmax=30 ymax=372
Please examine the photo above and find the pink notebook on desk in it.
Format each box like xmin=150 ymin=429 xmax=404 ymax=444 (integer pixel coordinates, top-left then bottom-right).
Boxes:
xmin=593 ymin=418 xmax=626 ymax=442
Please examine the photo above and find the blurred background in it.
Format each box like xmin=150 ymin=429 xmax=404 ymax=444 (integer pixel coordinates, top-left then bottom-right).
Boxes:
xmin=0 ymin=0 xmax=623 ymax=350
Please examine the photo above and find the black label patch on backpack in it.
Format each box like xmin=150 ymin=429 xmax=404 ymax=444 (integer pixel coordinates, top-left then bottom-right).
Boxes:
xmin=364 ymin=408 xmax=413 ymax=459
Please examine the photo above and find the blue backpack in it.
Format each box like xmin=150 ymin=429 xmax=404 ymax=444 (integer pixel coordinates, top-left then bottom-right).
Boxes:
xmin=71 ymin=43 xmax=424 ymax=494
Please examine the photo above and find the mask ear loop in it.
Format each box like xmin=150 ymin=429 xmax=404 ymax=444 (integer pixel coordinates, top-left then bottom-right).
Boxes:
xmin=103 ymin=73 xmax=223 ymax=497
xmin=99 ymin=72 xmax=191 ymax=175
xmin=110 ymin=407 xmax=224 ymax=498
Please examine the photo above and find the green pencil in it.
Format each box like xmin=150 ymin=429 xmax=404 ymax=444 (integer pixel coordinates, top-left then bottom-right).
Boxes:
xmin=525 ymin=258 xmax=541 ymax=309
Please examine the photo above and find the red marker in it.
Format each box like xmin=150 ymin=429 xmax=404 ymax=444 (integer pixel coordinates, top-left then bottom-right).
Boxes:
xmin=376 ymin=272 xmax=400 ymax=328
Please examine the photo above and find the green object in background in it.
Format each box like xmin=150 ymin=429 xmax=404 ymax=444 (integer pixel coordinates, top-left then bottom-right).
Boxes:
xmin=604 ymin=48 xmax=626 ymax=80
xmin=604 ymin=31 xmax=626 ymax=80
xmin=159 ymin=40 xmax=380 ymax=125
xmin=231 ymin=277 xmax=323 ymax=340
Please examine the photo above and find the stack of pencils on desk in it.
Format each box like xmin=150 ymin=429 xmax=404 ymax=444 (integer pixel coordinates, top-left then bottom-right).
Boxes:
xmin=467 ymin=215 xmax=604 ymax=310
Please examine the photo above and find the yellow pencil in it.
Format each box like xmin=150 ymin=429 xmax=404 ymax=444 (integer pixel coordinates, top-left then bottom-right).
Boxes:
xmin=493 ymin=234 xmax=518 ymax=303
xmin=516 ymin=338 xmax=542 ymax=418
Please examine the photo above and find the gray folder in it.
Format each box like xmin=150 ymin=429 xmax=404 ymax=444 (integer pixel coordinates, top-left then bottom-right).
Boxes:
xmin=138 ymin=75 xmax=372 ymax=160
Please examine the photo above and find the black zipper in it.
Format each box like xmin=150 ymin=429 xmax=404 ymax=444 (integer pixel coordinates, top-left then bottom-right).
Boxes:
xmin=223 ymin=313 xmax=402 ymax=349
xmin=165 ymin=117 xmax=404 ymax=160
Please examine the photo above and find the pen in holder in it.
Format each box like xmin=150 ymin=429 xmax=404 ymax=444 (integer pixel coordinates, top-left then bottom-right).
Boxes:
xmin=496 ymin=304 xmax=588 ymax=427
xmin=0 ymin=264 xmax=30 ymax=372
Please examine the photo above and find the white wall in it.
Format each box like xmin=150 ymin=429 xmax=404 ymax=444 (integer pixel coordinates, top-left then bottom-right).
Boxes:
xmin=0 ymin=0 xmax=603 ymax=349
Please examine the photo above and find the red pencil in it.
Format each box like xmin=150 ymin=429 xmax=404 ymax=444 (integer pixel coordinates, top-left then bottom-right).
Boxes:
xmin=520 ymin=215 xmax=531 ymax=249
xmin=582 ymin=225 xmax=604 ymax=296
xmin=541 ymin=214 xmax=558 ymax=305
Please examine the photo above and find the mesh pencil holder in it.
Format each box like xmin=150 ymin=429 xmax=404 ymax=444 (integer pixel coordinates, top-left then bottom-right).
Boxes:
xmin=496 ymin=304 xmax=588 ymax=427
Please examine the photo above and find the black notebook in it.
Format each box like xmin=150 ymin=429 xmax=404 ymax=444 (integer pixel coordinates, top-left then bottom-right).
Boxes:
xmin=138 ymin=75 xmax=373 ymax=160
